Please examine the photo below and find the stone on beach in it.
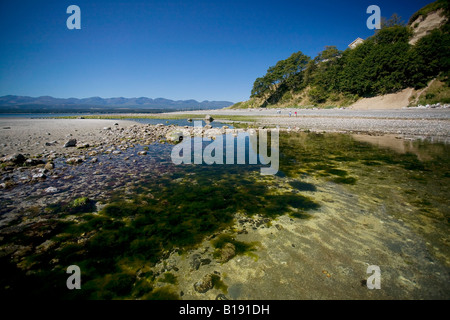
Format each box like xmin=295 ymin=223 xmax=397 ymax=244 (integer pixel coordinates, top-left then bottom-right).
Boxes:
xmin=66 ymin=157 xmax=83 ymax=164
xmin=218 ymin=242 xmax=236 ymax=263
xmin=166 ymin=131 xmax=184 ymax=143
xmin=44 ymin=187 xmax=58 ymax=193
xmin=1 ymin=153 xmax=26 ymax=164
xmin=64 ymin=139 xmax=77 ymax=148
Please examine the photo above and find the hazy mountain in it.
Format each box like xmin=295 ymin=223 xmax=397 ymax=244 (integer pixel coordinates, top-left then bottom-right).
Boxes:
xmin=0 ymin=95 xmax=234 ymax=113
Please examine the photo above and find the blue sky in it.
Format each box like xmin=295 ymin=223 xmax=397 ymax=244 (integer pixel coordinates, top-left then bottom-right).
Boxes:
xmin=0 ymin=0 xmax=433 ymax=102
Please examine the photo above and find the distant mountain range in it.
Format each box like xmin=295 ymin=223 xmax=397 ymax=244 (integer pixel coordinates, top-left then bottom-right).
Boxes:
xmin=0 ymin=95 xmax=233 ymax=113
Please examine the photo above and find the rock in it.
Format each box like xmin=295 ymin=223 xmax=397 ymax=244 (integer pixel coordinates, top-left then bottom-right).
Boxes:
xmin=88 ymin=151 xmax=98 ymax=156
xmin=25 ymin=158 xmax=45 ymax=166
xmin=44 ymin=162 xmax=54 ymax=171
xmin=112 ymin=150 xmax=122 ymax=155
xmin=114 ymin=123 xmax=119 ymax=126
xmin=194 ymin=274 xmax=214 ymax=293
xmin=64 ymin=139 xmax=77 ymax=148
xmin=204 ymin=125 xmax=213 ymax=129
xmin=190 ymin=254 xmax=201 ymax=270
xmin=219 ymin=243 xmax=236 ymax=263
xmin=90 ymin=157 xmax=98 ymax=163
xmin=45 ymin=141 xmax=58 ymax=146
xmin=216 ymin=294 xmax=229 ymax=300
xmin=137 ymin=151 xmax=147 ymax=155
xmin=66 ymin=157 xmax=83 ymax=164
xmin=77 ymin=143 xmax=90 ymax=149
xmin=32 ymin=173 xmax=46 ymax=181
xmin=187 ymin=118 xmax=193 ymax=122
xmin=103 ymin=127 xmax=111 ymax=130
xmin=205 ymin=115 xmax=214 ymax=122
xmin=44 ymin=187 xmax=58 ymax=193
xmin=2 ymin=153 xmax=26 ymax=164
xmin=201 ymin=258 xmax=212 ymax=266
xmin=166 ymin=131 xmax=184 ymax=143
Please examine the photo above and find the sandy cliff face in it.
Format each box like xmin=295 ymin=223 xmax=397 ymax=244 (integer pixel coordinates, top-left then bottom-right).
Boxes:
xmin=409 ymin=9 xmax=448 ymax=45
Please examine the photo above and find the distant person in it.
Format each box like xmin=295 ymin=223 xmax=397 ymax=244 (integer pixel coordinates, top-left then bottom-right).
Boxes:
xmin=295 ymin=112 xmax=297 ymax=117
xmin=289 ymin=111 xmax=292 ymax=117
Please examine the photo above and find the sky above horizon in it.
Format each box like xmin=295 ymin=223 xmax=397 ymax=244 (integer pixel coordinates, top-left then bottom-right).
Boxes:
xmin=0 ymin=0 xmax=433 ymax=102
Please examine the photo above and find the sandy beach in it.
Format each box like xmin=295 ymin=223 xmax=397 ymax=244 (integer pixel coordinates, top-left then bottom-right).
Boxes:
xmin=0 ymin=119 xmax=139 ymax=158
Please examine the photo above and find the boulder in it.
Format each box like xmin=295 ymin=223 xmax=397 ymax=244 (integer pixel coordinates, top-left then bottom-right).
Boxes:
xmin=205 ymin=115 xmax=214 ymax=122
xmin=44 ymin=162 xmax=54 ymax=171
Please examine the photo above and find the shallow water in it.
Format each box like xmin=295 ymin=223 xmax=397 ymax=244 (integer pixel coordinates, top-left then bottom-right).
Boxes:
xmin=0 ymin=132 xmax=448 ymax=299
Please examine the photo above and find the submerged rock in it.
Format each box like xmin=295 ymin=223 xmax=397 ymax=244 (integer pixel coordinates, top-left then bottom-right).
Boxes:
xmin=218 ymin=243 xmax=236 ymax=263
xmin=194 ymin=274 xmax=214 ymax=293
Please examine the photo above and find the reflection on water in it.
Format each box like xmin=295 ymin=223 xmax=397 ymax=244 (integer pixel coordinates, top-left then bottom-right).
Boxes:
xmin=352 ymin=134 xmax=450 ymax=162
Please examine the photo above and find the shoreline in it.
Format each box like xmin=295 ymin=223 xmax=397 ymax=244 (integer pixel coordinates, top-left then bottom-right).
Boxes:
xmin=1 ymin=110 xmax=450 ymax=160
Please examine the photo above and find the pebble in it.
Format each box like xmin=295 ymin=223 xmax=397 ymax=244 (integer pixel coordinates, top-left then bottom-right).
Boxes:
xmin=44 ymin=187 xmax=58 ymax=193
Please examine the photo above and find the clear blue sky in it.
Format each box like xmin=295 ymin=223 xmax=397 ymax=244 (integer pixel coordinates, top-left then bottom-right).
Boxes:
xmin=0 ymin=0 xmax=433 ymax=102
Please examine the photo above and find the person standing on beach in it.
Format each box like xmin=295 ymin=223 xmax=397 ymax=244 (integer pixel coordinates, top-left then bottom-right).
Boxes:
xmin=295 ymin=112 xmax=297 ymax=117
xmin=289 ymin=111 xmax=292 ymax=117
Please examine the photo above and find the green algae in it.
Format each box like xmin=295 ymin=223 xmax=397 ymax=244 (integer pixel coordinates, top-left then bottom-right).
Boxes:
xmin=211 ymin=274 xmax=228 ymax=294
xmin=158 ymin=272 xmax=177 ymax=285
xmin=211 ymin=234 xmax=257 ymax=256
xmin=289 ymin=180 xmax=317 ymax=191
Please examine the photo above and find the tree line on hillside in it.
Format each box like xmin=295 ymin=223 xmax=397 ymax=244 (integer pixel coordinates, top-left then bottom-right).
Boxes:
xmin=250 ymin=11 xmax=450 ymax=106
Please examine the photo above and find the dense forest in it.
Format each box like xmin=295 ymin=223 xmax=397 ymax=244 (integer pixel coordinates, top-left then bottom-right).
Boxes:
xmin=235 ymin=0 xmax=450 ymax=108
